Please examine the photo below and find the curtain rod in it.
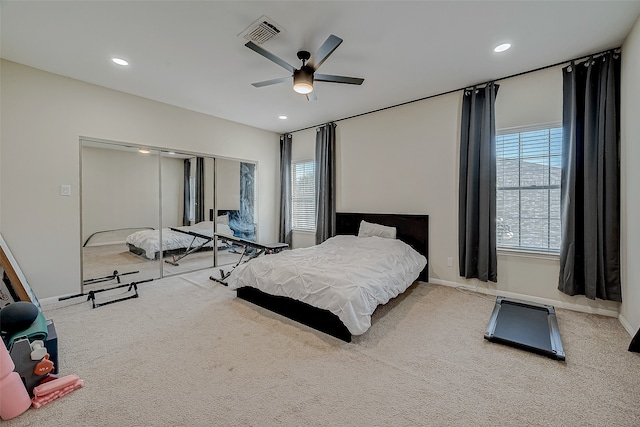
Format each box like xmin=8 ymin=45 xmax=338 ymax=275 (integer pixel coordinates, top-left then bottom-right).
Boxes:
xmin=288 ymin=46 xmax=621 ymax=134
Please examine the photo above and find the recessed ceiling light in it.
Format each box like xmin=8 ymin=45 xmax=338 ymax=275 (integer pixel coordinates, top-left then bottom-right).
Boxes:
xmin=138 ymin=148 xmax=150 ymax=154
xmin=494 ymin=43 xmax=511 ymax=53
xmin=278 ymin=115 xmax=288 ymax=120
xmin=112 ymin=57 xmax=129 ymax=66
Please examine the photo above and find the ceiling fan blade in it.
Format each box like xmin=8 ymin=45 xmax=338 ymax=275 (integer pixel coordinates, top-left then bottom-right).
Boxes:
xmin=306 ymin=92 xmax=318 ymax=101
xmin=310 ymin=34 xmax=343 ymax=70
xmin=314 ymin=74 xmax=364 ymax=85
xmin=245 ymin=41 xmax=296 ymax=74
xmin=251 ymin=76 xmax=292 ymax=87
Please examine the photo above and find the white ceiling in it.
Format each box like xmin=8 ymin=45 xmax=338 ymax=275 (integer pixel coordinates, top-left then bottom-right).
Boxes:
xmin=2 ymin=1 xmax=640 ymax=134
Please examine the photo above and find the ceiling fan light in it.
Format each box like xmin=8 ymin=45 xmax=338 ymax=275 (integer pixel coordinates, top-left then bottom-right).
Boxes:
xmin=293 ymin=69 xmax=314 ymax=94
xmin=293 ymin=82 xmax=313 ymax=94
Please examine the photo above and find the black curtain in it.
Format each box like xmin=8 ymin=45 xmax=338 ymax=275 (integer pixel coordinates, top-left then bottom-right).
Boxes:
xmin=458 ymin=83 xmax=499 ymax=282
xmin=279 ymin=134 xmax=292 ymax=245
xmin=315 ymin=122 xmax=337 ymax=244
xmin=182 ymin=159 xmax=191 ymax=226
xmin=195 ymin=157 xmax=205 ymax=223
xmin=559 ymin=52 xmax=621 ymax=301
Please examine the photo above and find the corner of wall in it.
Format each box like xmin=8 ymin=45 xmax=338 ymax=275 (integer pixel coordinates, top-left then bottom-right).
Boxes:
xmin=620 ymin=14 xmax=640 ymax=335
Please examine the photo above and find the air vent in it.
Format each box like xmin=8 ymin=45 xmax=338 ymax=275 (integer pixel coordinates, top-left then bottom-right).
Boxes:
xmin=239 ymin=15 xmax=284 ymax=45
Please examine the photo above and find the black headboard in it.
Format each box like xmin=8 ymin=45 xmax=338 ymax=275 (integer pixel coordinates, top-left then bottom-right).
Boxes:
xmin=335 ymin=212 xmax=429 ymax=282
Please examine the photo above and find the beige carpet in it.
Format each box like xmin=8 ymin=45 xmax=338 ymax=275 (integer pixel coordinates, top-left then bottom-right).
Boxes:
xmin=5 ymin=270 xmax=639 ymax=426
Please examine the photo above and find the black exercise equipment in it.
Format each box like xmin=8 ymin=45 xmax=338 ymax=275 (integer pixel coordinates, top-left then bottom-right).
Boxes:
xmin=484 ymin=296 xmax=565 ymax=361
xmin=210 ymin=233 xmax=288 ymax=286
xmin=58 ymin=279 xmax=153 ymax=308
xmin=164 ymin=227 xmax=214 ymax=266
xmin=629 ymin=328 xmax=640 ymax=353
xmin=82 ymin=269 xmax=139 ymax=286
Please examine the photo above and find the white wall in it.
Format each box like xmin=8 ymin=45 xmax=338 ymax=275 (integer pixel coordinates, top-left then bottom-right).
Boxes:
xmin=82 ymin=147 xmax=188 ymax=241
xmin=161 ymin=155 xmax=186 ymax=227
xmin=291 ymin=64 xmax=620 ymax=315
xmin=0 ymin=60 xmax=279 ymax=299
xmin=81 ymin=145 xmax=172 ymax=241
xmin=216 ymin=158 xmax=241 ymax=211
xmin=621 ymin=15 xmax=640 ymax=334
xmin=495 ymin=66 xmax=562 ymax=130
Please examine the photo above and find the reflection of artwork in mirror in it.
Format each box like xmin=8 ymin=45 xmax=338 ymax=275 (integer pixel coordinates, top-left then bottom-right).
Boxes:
xmin=0 ymin=234 xmax=40 ymax=309
xmin=221 ymin=162 xmax=256 ymax=241
xmin=213 ymin=160 xmax=258 ymax=267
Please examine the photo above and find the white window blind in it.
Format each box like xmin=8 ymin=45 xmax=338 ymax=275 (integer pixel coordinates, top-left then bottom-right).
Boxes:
xmin=291 ymin=160 xmax=316 ymax=231
xmin=496 ymin=126 xmax=562 ymax=252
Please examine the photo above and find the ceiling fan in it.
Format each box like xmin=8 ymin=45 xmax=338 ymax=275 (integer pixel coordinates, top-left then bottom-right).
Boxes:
xmin=245 ymin=34 xmax=364 ymax=101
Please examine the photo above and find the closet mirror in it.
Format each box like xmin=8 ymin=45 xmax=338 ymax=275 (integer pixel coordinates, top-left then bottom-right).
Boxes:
xmin=80 ymin=139 xmax=258 ymax=292
xmin=81 ymin=141 xmax=162 ymax=287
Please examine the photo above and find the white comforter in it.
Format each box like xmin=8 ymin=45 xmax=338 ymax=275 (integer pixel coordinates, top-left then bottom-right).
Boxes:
xmin=126 ymin=221 xmax=233 ymax=260
xmin=227 ymin=234 xmax=427 ymax=335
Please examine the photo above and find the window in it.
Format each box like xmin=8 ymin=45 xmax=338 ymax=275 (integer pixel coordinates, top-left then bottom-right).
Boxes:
xmin=188 ymin=176 xmax=196 ymax=223
xmin=496 ymin=126 xmax=562 ymax=252
xmin=291 ymin=160 xmax=316 ymax=231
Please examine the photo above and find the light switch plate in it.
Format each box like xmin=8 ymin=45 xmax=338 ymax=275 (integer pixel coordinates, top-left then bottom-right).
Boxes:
xmin=60 ymin=185 xmax=71 ymax=196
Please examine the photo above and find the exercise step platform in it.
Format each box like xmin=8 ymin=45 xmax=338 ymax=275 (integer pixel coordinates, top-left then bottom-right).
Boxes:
xmin=484 ymin=296 xmax=565 ymax=361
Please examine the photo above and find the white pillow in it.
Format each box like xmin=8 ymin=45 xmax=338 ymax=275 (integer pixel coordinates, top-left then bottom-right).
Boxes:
xmin=216 ymin=214 xmax=229 ymax=225
xmin=215 ymin=223 xmax=234 ymax=236
xmin=357 ymin=220 xmax=397 ymax=239
xmin=191 ymin=221 xmax=215 ymax=231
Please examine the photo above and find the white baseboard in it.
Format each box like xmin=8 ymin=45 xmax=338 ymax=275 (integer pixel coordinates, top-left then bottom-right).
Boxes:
xmin=39 ymin=296 xmax=60 ymax=307
xmin=428 ymin=278 xmax=621 ymax=319
xmin=38 ymin=294 xmax=85 ymax=311
xmin=618 ymin=314 xmax=637 ymax=336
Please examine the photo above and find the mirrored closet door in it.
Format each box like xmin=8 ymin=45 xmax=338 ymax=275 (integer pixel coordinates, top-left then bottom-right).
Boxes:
xmin=81 ymin=141 xmax=162 ymax=288
xmin=80 ymin=139 xmax=258 ymax=292
xmin=214 ymin=158 xmax=258 ymax=268
xmin=160 ymin=154 xmax=216 ymax=276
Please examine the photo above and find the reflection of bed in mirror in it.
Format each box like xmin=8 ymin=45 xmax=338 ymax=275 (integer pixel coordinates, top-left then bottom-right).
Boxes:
xmin=126 ymin=220 xmax=233 ymax=260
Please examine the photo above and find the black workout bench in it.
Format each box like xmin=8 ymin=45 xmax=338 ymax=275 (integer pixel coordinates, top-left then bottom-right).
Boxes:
xmin=210 ymin=233 xmax=288 ymax=285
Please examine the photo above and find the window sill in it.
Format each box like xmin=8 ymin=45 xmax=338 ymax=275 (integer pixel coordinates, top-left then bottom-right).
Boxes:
xmin=292 ymin=229 xmax=316 ymax=234
xmin=497 ymin=247 xmax=560 ymax=261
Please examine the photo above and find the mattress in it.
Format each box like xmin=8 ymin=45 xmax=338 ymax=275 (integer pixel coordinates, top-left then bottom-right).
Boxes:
xmin=125 ymin=221 xmax=233 ymax=260
xmin=226 ymin=234 xmax=427 ymax=335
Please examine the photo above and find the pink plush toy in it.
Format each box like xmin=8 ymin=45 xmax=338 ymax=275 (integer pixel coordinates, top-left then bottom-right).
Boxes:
xmin=0 ymin=343 xmax=32 ymax=420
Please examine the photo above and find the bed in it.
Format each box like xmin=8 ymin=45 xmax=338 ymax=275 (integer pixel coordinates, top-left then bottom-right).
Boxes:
xmin=126 ymin=220 xmax=234 ymax=260
xmin=226 ymin=212 xmax=428 ymax=342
